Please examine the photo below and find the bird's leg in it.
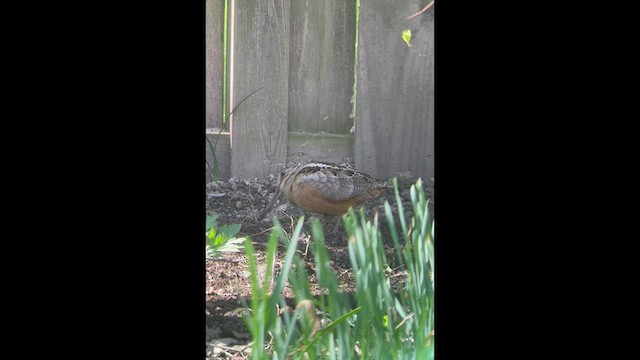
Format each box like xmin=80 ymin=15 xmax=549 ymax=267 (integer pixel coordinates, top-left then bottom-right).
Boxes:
xmin=330 ymin=216 xmax=342 ymax=234
xmin=260 ymin=188 xmax=283 ymax=220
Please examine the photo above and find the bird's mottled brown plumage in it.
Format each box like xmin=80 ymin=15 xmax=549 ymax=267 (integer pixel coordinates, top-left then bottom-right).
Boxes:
xmin=260 ymin=162 xmax=387 ymax=219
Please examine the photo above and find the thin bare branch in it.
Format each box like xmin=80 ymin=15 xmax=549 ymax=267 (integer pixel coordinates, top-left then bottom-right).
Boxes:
xmin=407 ymin=1 xmax=435 ymax=20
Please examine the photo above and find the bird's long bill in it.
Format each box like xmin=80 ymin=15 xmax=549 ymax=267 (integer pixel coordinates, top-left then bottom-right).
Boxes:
xmin=260 ymin=186 xmax=283 ymax=219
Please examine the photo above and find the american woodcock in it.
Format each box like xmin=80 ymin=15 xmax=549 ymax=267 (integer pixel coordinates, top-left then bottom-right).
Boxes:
xmin=260 ymin=162 xmax=388 ymax=225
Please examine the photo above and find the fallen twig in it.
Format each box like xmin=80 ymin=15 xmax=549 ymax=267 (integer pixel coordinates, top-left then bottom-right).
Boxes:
xmin=208 ymin=341 xmax=252 ymax=354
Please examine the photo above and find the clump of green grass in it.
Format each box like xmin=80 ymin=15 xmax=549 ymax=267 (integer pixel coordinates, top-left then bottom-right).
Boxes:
xmin=345 ymin=177 xmax=434 ymax=358
xmin=241 ymin=178 xmax=434 ymax=359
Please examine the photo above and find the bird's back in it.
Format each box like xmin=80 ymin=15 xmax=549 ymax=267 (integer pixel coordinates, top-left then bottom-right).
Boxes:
xmin=287 ymin=162 xmax=387 ymax=216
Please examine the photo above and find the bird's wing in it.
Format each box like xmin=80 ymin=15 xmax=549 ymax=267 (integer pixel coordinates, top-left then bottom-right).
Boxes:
xmin=296 ymin=164 xmax=384 ymax=202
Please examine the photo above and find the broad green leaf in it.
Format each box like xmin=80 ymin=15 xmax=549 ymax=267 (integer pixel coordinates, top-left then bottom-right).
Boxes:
xmin=206 ymin=214 xmax=218 ymax=231
xmin=219 ymin=223 xmax=241 ymax=238
xmin=206 ymin=234 xmax=226 ymax=248
xmin=402 ymin=29 xmax=412 ymax=45
xmin=218 ymin=238 xmax=244 ymax=253
xmin=220 ymin=245 xmax=240 ymax=253
xmin=213 ymin=234 xmax=228 ymax=246
xmin=206 ymin=245 xmax=220 ymax=259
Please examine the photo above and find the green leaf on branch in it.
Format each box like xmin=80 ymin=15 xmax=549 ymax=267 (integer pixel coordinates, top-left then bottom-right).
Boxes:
xmin=402 ymin=29 xmax=412 ymax=46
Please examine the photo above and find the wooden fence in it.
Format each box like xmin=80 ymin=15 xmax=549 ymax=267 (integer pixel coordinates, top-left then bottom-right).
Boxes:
xmin=206 ymin=0 xmax=434 ymax=182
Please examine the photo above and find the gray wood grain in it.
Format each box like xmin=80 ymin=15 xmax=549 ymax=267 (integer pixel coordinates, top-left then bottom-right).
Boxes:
xmin=206 ymin=0 xmax=225 ymax=128
xmin=355 ymin=0 xmax=434 ymax=181
xmin=231 ymin=0 xmax=290 ymax=178
xmin=288 ymin=0 xmax=357 ymax=134
xmin=206 ymin=132 xmax=231 ymax=181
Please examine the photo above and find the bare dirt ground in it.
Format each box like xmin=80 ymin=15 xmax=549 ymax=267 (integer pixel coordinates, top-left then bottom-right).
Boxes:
xmin=205 ymin=168 xmax=434 ymax=359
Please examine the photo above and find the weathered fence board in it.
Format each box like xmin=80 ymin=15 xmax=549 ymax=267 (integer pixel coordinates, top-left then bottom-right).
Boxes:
xmin=287 ymin=132 xmax=354 ymax=166
xmin=231 ymin=0 xmax=290 ymax=178
xmin=288 ymin=0 xmax=357 ymax=134
xmin=206 ymin=0 xmax=225 ymax=128
xmin=355 ymin=0 xmax=434 ymax=181
xmin=205 ymin=131 xmax=231 ymax=182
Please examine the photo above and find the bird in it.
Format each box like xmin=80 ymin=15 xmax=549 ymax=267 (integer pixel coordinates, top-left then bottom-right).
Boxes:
xmin=260 ymin=162 xmax=387 ymax=231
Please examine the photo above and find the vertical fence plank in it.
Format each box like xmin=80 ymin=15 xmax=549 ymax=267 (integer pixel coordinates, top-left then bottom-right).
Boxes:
xmin=288 ymin=0 xmax=357 ymax=134
xmin=206 ymin=0 xmax=225 ymax=129
xmin=231 ymin=0 xmax=290 ymax=178
xmin=355 ymin=0 xmax=434 ymax=181
xmin=205 ymin=132 xmax=231 ymax=182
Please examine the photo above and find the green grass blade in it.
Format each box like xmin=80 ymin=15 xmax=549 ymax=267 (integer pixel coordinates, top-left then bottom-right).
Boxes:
xmin=393 ymin=178 xmax=409 ymax=244
xmin=384 ymin=200 xmax=405 ymax=270
xmin=272 ymin=216 xmax=304 ymax=295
